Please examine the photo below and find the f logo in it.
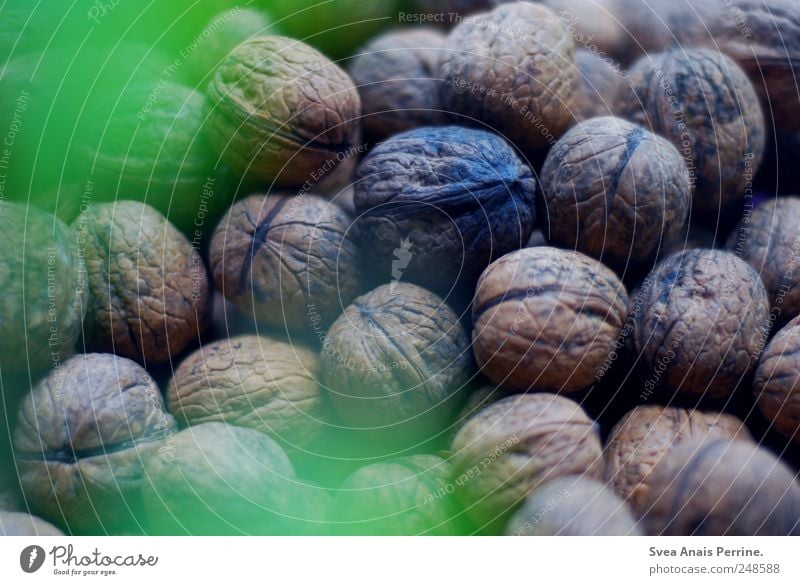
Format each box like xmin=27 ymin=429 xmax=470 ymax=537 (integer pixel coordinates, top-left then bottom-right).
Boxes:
xmin=20 ymin=545 xmax=45 ymax=573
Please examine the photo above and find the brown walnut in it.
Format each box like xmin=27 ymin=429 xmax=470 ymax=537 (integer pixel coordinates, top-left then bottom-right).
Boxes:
xmin=451 ymin=393 xmax=603 ymax=532
xmin=13 ymin=353 xmax=177 ymax=534
xmin=631 ymin=249 xmax=769 ymax=400
xmin=540 ymin=117 xmax=691 ymax=270
xmin=639 ymin=438 xmax=800 ymax=535
xmin=167 ymin=335 xmax=324 ymax=448
xmin=604 ymin=405 xmax=751 ymax=512
xmin=210 ymin=193 xmax=361 ymax=332
xmin=438 ymin=2 xmax=577 ymax=154
xmin=207 ymin=36 xmax=361 ymax=187
xmin=472 ymin=246 xmax=629 ymax=392
xmin=74 ymin=201 xmax=212 ymax=366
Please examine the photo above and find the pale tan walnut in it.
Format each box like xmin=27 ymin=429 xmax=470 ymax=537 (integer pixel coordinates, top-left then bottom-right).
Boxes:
xmin=630 ymin=249 xmax=770 ymax=399
xmin=505 ymin=475 xmax=642 ymax=536
xmin=167 ymin=335 xmax=324 ymax=447
xmin=13 ymin=353 xmax=177 ymax=534
xmin=207 ymin=36 xmax=361 ymax=186
xmin=604 ymin=405 xmax=751 ymax=513
xmin=438 ymin=2 xmax=577 ymax=154
xmin=472 ymin=247 xmax=629 ymax=392
xmin=209 ymin=193 xmax=361 ymax=332
xmin=74 ymin=200 xmax=212 ymax=366
xmin=540 ymin=117 xmax=691 ymax=270
xmin=0 ymin=512 xmax=64 ymax=536
xmin=639 ymin=438 xmax=800 ymax=535
xmin=451 ymin=393 xmax=603 ymax=532
xmin=753 ymin=316 xmax=800 ymax=444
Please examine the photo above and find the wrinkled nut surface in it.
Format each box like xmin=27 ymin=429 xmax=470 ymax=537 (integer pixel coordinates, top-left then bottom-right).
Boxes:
xmin=141 ymin=422 xmax=296 ymax=535
xmin=451 ymin=393 xmax=603 ymax=530
xmin=0 ymin=512 xmax=64 ymax=536
xmin=0 ymin=202 xmax=85 ymax=375
xmin=354 ymin=126 xmax=537 ymax=293
xmin=207 ymin=36 xmax=361 ymax=186
xmin=349 ymin=28 xmax=447 ymax=142
xmin=604 ymin=405 xmax=751 ymax=512
xmin=167 ymin=335 xmax=324 ymax=447
xmin=438 ymin=2 xmax=576 ymax=154
xmin=332 ymin=454 xmax=459 ymax=535
xmin=472 ymin=247 xmax=629 ymax=392
xmin=618 ymin=48 xmax=765 ymax=214
xmin=210 ymin=193 xmax=361 ymax=331
xmin=321 ymin=283 xmax=472 ymax=442
xmin=13 ymin=353 xmax=176 ymax=534
xmin=631 ymin=249 xmax=770 ymax=399
xmin=640 ymin=438 xmax=800 ymax=535
xmin=505 ymin=475 xmax=643 ymax=536
xmin=753 ymin=316 xmax=800 ymax=443
xmin=540 ymin=117 xmax=691 ymax=269
xmin=727 ymin=197 xmax=800 ymax=325
xmin=75 ymin=201 xmax=211 ymax=365
xmin=571 ymin=49 xmax=623 ymax=122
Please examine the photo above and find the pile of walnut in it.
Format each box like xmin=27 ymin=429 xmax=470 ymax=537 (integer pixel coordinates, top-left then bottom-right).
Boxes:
xmin=2 ymin=0 xmax=800 ymax=537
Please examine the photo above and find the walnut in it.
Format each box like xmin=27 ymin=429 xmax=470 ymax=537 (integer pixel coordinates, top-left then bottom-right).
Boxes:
xmin=13 ymin=353 xmax=177 ymax=534
xmin=0 ymin=202 xmax=85 ymax=376
xmin=0 ymin=512 xmax=63 ymax=536
xmin=727 ymin=197 xmax=800 ymax=326
xmin=571 ymin=50 xmax=624 ymax=122
xmin=618 ymin=48 xmax=765 ymax=215
xmin=472 ymin=247 xmax=629 ymax=392
xmin=505 ymin=475 xmax=643 ymax=536
xmin=320 ymin=283 xmax=472 ymax=444
xmin=331 ymin=454 xmax=460 ymax=535
xmin=753 ymin=316 xmax=800 ymax=444
xmin=353 ymin=126 xmax=537 ymax=293
xmin=167 ymin=335 xmax=324 ymax=448
xmin=209 ymin=193 xmax=361 ymax=332
xmin=604 ymin=405 xmax=751 ymax=511
xmin=639 ymin=438 xmax=800 ymax=535
xmin=540 ymin=117 xmax=691 ymax=270
xmin=630 ymin=249 xmax=770 ymax=399
xmin=349 ymin=28 xmax=447 ymax=143
xmin=74 ymin=201 xmax=212 ymax=366
xmin=206 ymin=36 xmax=361 ymax=187
xmin=141 ymin=422 xmax=297 ymax=535
xmin=438 ymin=2 xmax=577 ymax=154
xmin=451 ymin=393 xmax=603 ymax=532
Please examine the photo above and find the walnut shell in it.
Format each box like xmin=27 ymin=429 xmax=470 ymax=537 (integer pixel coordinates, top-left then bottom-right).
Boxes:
xmin=167 ymin=335 xmax=324 ymax=447
xmin=320 ymin=283 xmax=472 ymax=443
xmin=438 ymin=2 xmax=577 ymax=154
xmin=207 ymin=36 xmax=361 ymax=187
xmin=141 ymin=422 xmax=296 ymax=535
xmin=331 ymin=455 xmax=460 ymax=535
xmin=0 ymin=512 xmax=64 ymax=536
xmin=472 ymin=247 xmax=629 ymax=392
xmin=353 ymin=126 xmax=537 ymax=293
xmin=617 ymin=48 xmax=765 ymax=215
xmin=604 ymin=405 xmax=751 ymax=511
xmin=571 ymin=49 xmax=624 ymax=122
xmin=540 ymin=117 xmax=691 ymax=270
xmin=74 ymin=201 xmax=212 ymax=366
xmin=753 ymin=316 xmax=800 ymax=443
xmin=505 ymin=475 xmax=643 ymax=536
xmin=210 ymin=193 xmax=361 ymax=331
xmin=631 ymin=249 xmax=770 ymax=399
xmin=13 ymin=353 xmax=177 ymax=534
xmin=727 ymin=197 xmax=800 ymax=325
xmin=451 ymin=393 xmax=603 ymax=531
xmin=349 ymin=28 xmax=447 ymax=143
xmin=639 ymin=438 xmax=800 ymax=535
xmin=0 ymin=202 xmax=85 ymax=376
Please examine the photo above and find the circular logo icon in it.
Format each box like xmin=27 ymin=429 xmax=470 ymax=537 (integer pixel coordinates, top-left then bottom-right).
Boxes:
xmin=20 ymin=545 xmax=46 ymax=574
